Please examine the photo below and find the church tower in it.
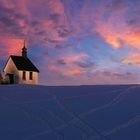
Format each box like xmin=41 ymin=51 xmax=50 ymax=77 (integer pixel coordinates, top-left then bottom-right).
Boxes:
xmin=22 ymin=40 xmax=27 ymax=58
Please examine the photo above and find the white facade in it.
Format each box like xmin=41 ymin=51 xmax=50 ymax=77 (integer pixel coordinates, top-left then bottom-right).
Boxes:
xmin=3 ymin=57 xmax=19 ymax=83
xmin=18 ymin=70 xmax=38 ymax=84
xmin=3 ymin=57 xmax=39 ymax=85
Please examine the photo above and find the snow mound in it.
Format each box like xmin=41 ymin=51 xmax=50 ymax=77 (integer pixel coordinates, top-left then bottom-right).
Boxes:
xmin=0 ymin=85 xmax=140 ymax=140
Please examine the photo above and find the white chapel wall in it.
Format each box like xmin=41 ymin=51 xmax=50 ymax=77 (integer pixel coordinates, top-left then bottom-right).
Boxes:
xmin=3 ymin=58 xmax=19 ymax=83
xmin=18 ymin=71 xmax=38 ymax=84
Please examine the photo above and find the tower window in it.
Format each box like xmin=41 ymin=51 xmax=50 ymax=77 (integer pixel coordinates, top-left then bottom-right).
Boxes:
xmin=22 ymin=71 xmax=26 ymax=80
xmin=29 ymin=72 xmax=33 ymax=80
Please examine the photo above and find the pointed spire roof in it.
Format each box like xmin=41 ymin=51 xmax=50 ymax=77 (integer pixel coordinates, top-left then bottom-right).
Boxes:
xmin=23 ymin=39 xmax=26 ymax=48
xmin=22 ymin=40 xmax=27 ymax=58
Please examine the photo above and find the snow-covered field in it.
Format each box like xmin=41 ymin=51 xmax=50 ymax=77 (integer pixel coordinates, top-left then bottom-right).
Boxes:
xmin=0 ymin=85 xmax=140 ymax=140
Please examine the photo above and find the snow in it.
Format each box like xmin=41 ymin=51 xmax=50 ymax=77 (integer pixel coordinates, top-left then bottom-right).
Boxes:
xmin=0 ymin=85 xmax=140 ymax=140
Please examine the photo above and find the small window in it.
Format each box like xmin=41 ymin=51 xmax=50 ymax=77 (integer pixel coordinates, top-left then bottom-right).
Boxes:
xmin=22 ymin=71 xmax=26 ymax=80
xmin=29 ymin=72 xmax=33 ymax=80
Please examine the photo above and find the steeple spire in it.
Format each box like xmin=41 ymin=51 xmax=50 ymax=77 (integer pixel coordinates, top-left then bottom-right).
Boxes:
xmin=22 ymin=40 xmax=27 ymax=58
xmin=23 ymin=39 xmax=26 ymax=48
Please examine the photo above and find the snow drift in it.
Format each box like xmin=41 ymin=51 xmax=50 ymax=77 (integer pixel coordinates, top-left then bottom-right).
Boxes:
xmin=0 ymin=85 xmax=140 ymax=140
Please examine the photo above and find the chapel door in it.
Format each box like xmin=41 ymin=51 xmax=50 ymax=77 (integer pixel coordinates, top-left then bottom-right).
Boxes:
xmin=8 ymin=74 xmax=14 ymax=84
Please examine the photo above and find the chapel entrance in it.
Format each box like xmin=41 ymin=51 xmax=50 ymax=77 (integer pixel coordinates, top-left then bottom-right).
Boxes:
xmin=7 ymin=74 xmax=14 ymax=84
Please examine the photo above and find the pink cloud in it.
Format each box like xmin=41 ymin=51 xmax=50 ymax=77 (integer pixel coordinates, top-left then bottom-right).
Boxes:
xmin=43 ymin=53 xmax=89 ymax=78
xmin=0 ymin=37 xmax=23 ymax=56
xmin=57 ymin=53 xmax=88 ymax=64
xmin=48 ymin=64 xmax=85 ymax=76
xmin=122 ymin=52 xmax=140 ymax=66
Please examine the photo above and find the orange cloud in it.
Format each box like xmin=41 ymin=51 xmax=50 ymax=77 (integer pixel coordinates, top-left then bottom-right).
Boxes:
xmin=95 ymin=20 xmax=125 ymax=48
xmin=93 ymin=2 xmax=140 ymax=49
xmin=67 ymin=66 xmax=84 ymax=75
xmin=122 ymin=52 xmax=140 ymax=66
xmin=98 ymin=28 xmax=140 ymax=49
xmin=124 ymin=29 xmax=140 ymax=48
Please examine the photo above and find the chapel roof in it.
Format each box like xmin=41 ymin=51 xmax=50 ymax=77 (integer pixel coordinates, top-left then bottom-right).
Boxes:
xmin=10 ymin=55 xmax=39 ymax=72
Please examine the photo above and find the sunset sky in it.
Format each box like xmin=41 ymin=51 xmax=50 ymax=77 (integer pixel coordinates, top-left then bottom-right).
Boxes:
xmin=0 ymin=0 xmax=140 ymax=85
